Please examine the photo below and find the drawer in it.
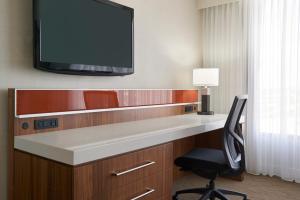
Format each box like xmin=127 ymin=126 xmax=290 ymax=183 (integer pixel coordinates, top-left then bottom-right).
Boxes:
xmin=102 ymin=145 xmax=164 ymax=188
xmin=103 ymin=172 xmax=164 ymax=200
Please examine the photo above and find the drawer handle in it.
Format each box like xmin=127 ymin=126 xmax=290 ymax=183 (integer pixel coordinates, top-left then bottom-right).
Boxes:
xmin=112 ymin=161 xmax=156 ymax=176
xmin=130 ymin=188 xmax=155 ymax=200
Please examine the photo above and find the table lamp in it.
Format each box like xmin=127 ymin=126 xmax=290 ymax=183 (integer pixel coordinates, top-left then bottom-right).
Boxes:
xmin=193 ymin=68 xmax=219 ymax=115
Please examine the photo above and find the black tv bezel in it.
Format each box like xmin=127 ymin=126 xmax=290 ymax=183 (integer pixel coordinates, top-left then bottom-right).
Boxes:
xmin=33 ymin=0 xmax=134 ymax=76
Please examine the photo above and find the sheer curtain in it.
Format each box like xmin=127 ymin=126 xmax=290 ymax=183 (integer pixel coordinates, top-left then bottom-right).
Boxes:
xmin=200 ymin=2 xmax=247 ymax=113
xmin=245 ymin=0 xmax=300 ymax=183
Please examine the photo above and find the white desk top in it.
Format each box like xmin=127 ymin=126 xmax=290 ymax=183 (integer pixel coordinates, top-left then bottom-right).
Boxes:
xmin=15 ymin=114 xmax=235 ymax=165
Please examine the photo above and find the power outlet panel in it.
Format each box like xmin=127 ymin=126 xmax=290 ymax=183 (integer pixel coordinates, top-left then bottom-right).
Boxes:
xmin=184 ymin=105 xmax=196 ymax=113
xmin=34 ymin=118 xmax=59 ymax=130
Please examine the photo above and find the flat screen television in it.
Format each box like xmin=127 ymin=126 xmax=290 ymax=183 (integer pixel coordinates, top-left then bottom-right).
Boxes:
xmin=33 ymin=0 xmax=134 ymax=76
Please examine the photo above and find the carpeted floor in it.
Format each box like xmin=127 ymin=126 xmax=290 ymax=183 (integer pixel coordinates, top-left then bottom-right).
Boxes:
xmin=172 ymin=173 xmax=300 ymax=200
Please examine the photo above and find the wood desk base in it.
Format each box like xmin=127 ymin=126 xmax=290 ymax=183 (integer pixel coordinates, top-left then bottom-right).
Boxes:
xmin=13 ymin=128 xmax=243 ymax=200
xmin=8 ymin=89 xmax=243 ymax=200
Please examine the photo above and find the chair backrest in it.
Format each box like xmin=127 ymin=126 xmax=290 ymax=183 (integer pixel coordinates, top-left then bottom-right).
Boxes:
xmin=223 ymin=95 xmax=248 ymax=172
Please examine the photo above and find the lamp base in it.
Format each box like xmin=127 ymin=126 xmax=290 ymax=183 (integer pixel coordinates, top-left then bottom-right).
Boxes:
xmin=197 ymin=111 xmax=214 ymax=115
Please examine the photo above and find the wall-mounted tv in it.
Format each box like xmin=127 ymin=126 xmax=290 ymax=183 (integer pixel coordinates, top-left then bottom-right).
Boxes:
xmin=33 ymin=0 xmax=134 ymax=76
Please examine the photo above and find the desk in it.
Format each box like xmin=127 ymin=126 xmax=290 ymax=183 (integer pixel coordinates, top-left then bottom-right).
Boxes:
xmin=15 ymin=114 xmax=229 ymax=165
xmin=13 ymin=114 xmax=244 ymax=200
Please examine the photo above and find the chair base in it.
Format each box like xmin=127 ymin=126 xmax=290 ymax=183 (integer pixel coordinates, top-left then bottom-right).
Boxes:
xmin=173 ymin=180 xmax=248 ymax=200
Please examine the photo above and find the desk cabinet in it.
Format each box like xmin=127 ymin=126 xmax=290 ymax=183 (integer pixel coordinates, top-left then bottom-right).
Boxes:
xmin=13 ymin=128 xmax=243 ymax=200
xmin=14 ymin=143 xmax=173 ymax=200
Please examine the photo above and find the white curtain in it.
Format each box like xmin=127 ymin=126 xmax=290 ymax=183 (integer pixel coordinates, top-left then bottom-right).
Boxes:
xmin=245 ymin=0 xmax=300 ymax=183
xmin=200 ymin=2 xmax=247 ymax=113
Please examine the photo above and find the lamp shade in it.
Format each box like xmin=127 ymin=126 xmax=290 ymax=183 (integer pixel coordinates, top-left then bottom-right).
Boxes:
xmin=193 ymin=68 xmax=219 ymax=87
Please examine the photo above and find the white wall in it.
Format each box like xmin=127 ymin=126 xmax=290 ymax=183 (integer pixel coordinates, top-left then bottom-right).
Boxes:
xmin=0 ymin=0 xmax=201 ymax=198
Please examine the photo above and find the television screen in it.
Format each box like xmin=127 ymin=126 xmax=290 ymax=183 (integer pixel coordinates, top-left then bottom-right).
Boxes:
xmin=33 ymin=0 xmax=134 ymax=76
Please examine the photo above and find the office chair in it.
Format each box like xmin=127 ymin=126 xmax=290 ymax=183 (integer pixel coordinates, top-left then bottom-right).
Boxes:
xmin=173 ymin=95 xmax=248 ymax=200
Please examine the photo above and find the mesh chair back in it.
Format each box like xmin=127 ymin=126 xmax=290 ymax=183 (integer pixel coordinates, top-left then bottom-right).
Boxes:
xmin=223 ymin=95 xmax=248 ymax=171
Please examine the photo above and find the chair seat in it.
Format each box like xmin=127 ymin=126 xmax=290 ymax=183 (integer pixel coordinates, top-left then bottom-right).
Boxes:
xmin=175 ymin=148 xmax=228 ymax=173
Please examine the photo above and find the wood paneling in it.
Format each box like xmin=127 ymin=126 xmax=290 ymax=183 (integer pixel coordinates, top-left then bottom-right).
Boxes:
xmin=15 ymin=105 xmax=192 ymax=136
xmin=17 ymin=90 xmax=86 ymax=115
xmin=74 ymin=149 xmax=166 ymax=200
xmin=195 ymin=128 xmax=224 ymax=150
xmin=14 ymin=151 xmax=31 ymax=200
xmin=173 ymin=136 xmax=197 ymax=180
xmin=9 ymin=88 xmax=198 ymax=200
xmin=16 ymin=89 xmax=198 ymax=116
xmin=101 ymin=144 xmax=172 ymax=199
xmin=101 ymin=145 xmax=164 ymax=190
xmin=8 ymin=88 xmax=245 ymax=200
xmin=73 ymin=160 xmax=103 ymax=200
xmin=13 ymin=144 xmax=172 ymax=200
xmin=162 ymin=143 xmax=174 ymax=200
xmin=14 ymin=150 xmax=73 ymax=200
xmin=12 ymin=89 xmax=199 ymax=136
xmin=106 ymin=173 xmax=163 ymax=200
xmin=8 ymin=89 xmax=15 ymax=200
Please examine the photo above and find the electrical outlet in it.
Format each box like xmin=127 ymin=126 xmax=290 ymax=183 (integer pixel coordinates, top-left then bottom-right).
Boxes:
xmin=34 ymin=118 xmax=59 ymax=130
xmin=184 ymin=105 xmax=194 ymax=113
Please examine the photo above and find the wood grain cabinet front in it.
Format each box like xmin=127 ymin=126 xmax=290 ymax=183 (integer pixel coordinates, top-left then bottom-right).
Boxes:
xmin=101 ymin=145 xmax=166 ymax=200
xmin=104 ymin=172 xmax=164 ymax=200
xmin=14 ymin=143 xmax=173 ymax=200
xmin=102 ymin=144 xmax=164 ymax=188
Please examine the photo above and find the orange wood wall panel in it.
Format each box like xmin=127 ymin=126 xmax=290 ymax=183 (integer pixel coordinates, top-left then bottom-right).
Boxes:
xmin=173 ymin=90 xmax=198 ymax=103
xmin=16 ymin=89 xmax=198 ymax=115
xmin=16 ymin=90 xmax=87 ymax=115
